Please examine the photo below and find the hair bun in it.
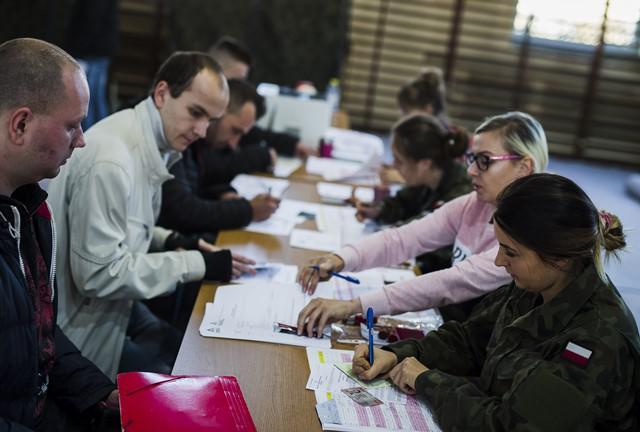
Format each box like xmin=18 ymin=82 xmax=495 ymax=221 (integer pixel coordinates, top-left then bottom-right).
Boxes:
xmin=599 ymin=210 xmax=626 ymax=252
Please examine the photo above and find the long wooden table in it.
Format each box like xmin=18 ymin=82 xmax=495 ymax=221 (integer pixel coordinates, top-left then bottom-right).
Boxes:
xmin=172 ymin=181 xmax=334 ymax=431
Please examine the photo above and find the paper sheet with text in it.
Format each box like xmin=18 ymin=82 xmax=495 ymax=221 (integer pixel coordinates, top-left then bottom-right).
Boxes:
xmin=199 ymin=281 xmax=333 ymax=348
xmin=235 ymin=263 xmax=298 ymax=284
xmin=307 ymin=348 xmax=440 ymax=431
xmin=243 ymin=199 xmax=321 ymax=236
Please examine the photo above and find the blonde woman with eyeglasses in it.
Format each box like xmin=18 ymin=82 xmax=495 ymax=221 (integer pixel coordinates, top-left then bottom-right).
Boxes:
xmin=297 ymin=112 xmax=549 ymax=336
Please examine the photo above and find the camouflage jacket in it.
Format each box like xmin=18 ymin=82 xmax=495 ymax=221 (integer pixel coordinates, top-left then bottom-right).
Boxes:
xmin=386 ymin=264 xmax=640 ymax=431
xmin=376 ymin=162 xmax=471 ymax=225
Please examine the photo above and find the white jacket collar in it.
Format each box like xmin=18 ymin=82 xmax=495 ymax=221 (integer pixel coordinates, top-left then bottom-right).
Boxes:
xmin=134 ymin=97 xmax=183 ymax=183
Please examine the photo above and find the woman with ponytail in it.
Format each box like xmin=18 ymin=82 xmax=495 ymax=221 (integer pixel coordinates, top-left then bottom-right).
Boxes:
xmin=396 ymin=67 xmax=448 ymax=125
xmin=298 ymin=112 xmax=548 ymax=329
xmin=352 ymin=173 xmax=639 ymax=431
xmin=382 ymin=67 xmax=451 ymax=185
xmin=354 ymin=114 xmax=472 ymax=273
xmin=356 ymin=114 xmax=470 ymax=225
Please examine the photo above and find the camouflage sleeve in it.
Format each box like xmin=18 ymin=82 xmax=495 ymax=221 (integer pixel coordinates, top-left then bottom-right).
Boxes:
xmin=376 ymin=186 xmax=427 ymax=224
xmin=414 ymin=332 xmax=637 ymax=431
xmin=385 ymin=286 xmax=509 ymax=375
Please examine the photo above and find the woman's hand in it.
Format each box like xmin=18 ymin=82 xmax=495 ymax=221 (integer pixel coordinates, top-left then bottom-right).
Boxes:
xmin=352 ymin=344 xmax=398 ymax=380
xmin=297 ymin=254 xmax=345 ymax=294
xmin=388 ymin=357 xmax=428 ymax=394
xmin=296 ymin=298 xmax=361 ymax=337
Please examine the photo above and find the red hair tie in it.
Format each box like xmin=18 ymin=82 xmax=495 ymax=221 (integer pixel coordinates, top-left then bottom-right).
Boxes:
xmin=599 ymin=210 xmax=612 ymax=227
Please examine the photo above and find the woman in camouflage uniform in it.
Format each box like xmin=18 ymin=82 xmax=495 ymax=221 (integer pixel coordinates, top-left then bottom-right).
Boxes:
xmin=354 ymin=114 xmax=472 ymax=273
xmin=353 ymin=173 xmax=639 ymax=431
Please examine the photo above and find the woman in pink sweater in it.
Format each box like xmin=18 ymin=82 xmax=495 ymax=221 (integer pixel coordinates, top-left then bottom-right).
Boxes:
xmin=297 ymin=112 xmax=549 ymax=336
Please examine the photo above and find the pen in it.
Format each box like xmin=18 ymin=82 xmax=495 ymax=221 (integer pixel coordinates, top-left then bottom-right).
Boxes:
xmin=367 ymin=307 xmax=374 ymax=366
xmin=273 ymin=322 xmax=331 ymax=338
xmin=310 ymin=265 xmax=360 ymax=284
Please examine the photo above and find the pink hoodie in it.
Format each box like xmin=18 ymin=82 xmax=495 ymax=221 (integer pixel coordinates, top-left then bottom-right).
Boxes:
xmin=337 ymin=192 xmax=510 ymax=315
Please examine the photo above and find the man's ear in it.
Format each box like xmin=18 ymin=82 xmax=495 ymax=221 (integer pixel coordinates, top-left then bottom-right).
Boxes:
xmin=153 ymin=81 xmax=170 ymax=108
xmin=8 ymin=107 xmax=33 ymax=145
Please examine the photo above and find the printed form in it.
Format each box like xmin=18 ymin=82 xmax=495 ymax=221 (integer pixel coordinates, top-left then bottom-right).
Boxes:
xmin=244 ymin=199 xmax=321 ymax=236
xmin=199 ymin=281 xmax=333 ymax=348
xmin=307 ymin=348 xmax=441 ymax=431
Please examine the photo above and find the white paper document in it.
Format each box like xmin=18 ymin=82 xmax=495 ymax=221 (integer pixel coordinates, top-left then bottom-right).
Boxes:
xmin=306 ymin=157 xmax=364 ymax=181
xmin=274 ymin=156 xmax=303 ymax=178
xmin=199 ymin=281 xmax=333 ymax=348
xmin=289 ymin=228 xmax=341 ymax=252
xmin=230 ymin=174 xmax=290 ymax=199
xmin=305 ymin=348 xmax=356 ymax=391
xmin=314 ymin=387 xmax=408 ymax=405
xmin=322 ymin=128 xmax=385 ymax=164
xmin=316 ymin=182 xmax=375 ymax=204
xmin=307 ymin=349 xmax=440 ymax=431
xmin=316 ymin=205 xmax=373 ymax=246
xmin=315 ymin=393 xmax=441 ymax=431
xmin=243 ymin=199 xmax=321 ymax=236
xmin=235 ymin=263 xmax=298 ymax=284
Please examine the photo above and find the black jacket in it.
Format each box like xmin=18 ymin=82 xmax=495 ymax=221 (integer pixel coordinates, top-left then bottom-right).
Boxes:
xmin=199 ymin=126 xmax=298 ymax=186
xmin=158 ymin=141 xmax=254 ymax=235
xmin=0 ymin=185 xmax=115 ymax=432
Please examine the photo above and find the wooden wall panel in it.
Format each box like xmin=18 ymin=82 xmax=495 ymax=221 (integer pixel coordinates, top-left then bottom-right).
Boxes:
xmin=342 ymin=0 xmax=640 ymax=166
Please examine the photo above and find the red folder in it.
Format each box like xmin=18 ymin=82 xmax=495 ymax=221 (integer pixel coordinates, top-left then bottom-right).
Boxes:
xmin=117 ymin=372 xmax=256 ymax=431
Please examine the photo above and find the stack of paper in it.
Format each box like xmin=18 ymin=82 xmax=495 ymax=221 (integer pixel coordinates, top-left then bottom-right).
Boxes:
xmin=274 ymin=156 xmax=303 ymax=178
xmin=316 ymin=205 xmax=375 ymax=247
xmin=322 ymin=128 xmax=385 ymax=164
xmin=199 ymin=267 xmax=418 ymax=349
xmin=306 ymin=157 xmax=364 ymax=182
xmin=306 ymin=348 xmax=441 ymax=431
xmin=230 ymin=174 xmax=290 ymax=200
xmin=316 ymin=182 xmax=375 ymax=204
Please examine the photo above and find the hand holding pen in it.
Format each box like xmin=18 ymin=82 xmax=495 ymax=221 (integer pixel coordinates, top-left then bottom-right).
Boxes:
xmin=249 ymin=193 xmax=280 ymax=222
xmin=297 ymin=254 xmax=347 ymax=294
xmin=310 ymin=265 xmax=360 ymax=284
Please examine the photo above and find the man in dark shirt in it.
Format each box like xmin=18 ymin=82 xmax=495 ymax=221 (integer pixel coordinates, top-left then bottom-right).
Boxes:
xmin=158 ymin=79 xmax=280 ymax=237
xmin=206 ymin=36 xmax=317 ymax=181
xmin=0 ymin=37 xmax=118 ymax=432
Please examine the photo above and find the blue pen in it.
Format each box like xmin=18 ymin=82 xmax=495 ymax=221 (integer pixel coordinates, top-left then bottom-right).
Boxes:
xmin=310 ymin=265 xmax=360 ymax=284
xmin=367 ymin=307 xmax=374 ymax=366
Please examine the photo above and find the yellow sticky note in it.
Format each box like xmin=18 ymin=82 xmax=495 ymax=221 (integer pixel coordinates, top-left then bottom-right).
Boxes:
xmin=318 ymin=351 xmax=326 ymax=364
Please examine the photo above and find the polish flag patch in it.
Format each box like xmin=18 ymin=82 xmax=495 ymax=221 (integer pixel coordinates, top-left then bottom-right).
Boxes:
xmin=561 ymin=342 xmax=592 ymax=367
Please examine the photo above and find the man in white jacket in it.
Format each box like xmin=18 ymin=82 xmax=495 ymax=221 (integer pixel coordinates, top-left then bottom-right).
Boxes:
xmin=48 ymin=51 xmax=247 ymax=380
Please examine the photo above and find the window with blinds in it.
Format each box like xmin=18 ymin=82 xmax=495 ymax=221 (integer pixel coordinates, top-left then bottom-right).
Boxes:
xmin=341 ymin=0 xmax=640 ymax=166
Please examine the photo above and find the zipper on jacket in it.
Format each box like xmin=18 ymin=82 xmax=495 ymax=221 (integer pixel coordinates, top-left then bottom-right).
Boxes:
xmin=47 ymin=202 xmax=56 ymax=303
xmin=0 ymin=206 xmax=26 ymax=278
